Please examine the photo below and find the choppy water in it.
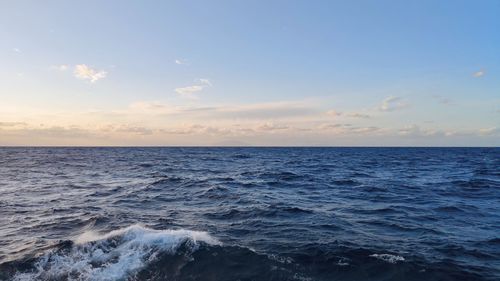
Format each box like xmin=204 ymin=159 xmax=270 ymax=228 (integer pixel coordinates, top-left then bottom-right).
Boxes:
xmin=0 ymin=147 xmax=499 ymax=281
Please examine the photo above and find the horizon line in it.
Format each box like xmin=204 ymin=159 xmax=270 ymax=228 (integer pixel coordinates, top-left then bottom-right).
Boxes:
xmin=0 ymin=145 xmax=498 ymax=148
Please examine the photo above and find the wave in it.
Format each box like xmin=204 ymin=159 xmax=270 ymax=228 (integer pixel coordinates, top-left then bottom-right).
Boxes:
xmin=2 ymin=230 xmax=494 ymax=281
xmin=9 ymin=225 xmax=219 ymax=281
xmin=369 ymin=253 xmax=405 ymax=264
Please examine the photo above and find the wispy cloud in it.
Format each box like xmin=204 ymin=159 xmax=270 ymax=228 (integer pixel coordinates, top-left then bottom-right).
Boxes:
xmin=473 ymin=70 xmax=485 ymax=78
xmin=318 ymin=123 xmax=344 ymax=130
xmin=326 ymin=110 xmax=371 ymax=119
xmin=74 ymin=64 xmax=107 ymax=83
xmin=13 ymin=48 xmax=21 ymax=53
xmin=349 ymin=126 xmax=380 ymax=134
xmin=175 ymin=85 xmax=204 ymax=97
xmin=198 ymin=78 xmax=212 ymax=86
xmin=326 ymin=110 xmax=342 ymax=117
xmin=111 ymin=124 xmax=153 ymax=135
xmin=174 ymin=59 xmax=189 ymax=65
xmin=175 ymin=79 xmax=212 ymax=98
xmin=347 ymin=112 xmax=371 ymax=119
xmin=398 ymin=124 xmax=444 ymax=137
xmin=257 ymin=122 xmax=289 ymax=131
xmin=0 ymin=121 xmax=27 ymax=128
xmin=124 ymin=100 xmax=318 ymax=121
xmin=50 ymin=64 xmax=69 ymax=71
xmin=379 ymin=96 xmax=408 ymax=112
xmin=478 ymin=127 xmax=499 ymax=136
xmin=210 ymin=101 xmax=317 ymax=120
xmin=432 ymin=95 xmax=452 ymax=105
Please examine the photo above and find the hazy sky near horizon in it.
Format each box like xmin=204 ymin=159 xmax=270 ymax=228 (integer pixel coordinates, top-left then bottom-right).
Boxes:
xmin=1 ymin=0 xmax=499 ymax=146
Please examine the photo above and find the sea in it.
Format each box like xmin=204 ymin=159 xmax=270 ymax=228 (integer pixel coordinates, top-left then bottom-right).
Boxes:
xmin=0 ymin=147 xmax=498 ymax=281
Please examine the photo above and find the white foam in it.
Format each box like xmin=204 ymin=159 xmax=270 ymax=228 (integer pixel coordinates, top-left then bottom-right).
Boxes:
xmin=13 ymin=224 xmax=220 ymax=281
xmin=336 ymin=258 xmax=349 ymax=266
xmin=369 ymin=253 xmax=405 ymax=264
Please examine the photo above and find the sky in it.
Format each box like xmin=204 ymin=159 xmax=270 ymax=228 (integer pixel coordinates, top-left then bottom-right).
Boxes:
xmin=0 ymin=0 xmax=499 ymax=146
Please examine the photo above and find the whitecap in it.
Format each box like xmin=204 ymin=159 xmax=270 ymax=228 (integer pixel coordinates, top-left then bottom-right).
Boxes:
xmin=13 ymin=224 xmax=220 ymax=281
xmin=369 ymin=253 xmax=405 ymax=264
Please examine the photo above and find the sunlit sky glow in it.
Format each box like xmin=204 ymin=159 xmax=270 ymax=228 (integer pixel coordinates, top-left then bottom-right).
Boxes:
xmin=1 ymin=1 xmax=499 ymax=146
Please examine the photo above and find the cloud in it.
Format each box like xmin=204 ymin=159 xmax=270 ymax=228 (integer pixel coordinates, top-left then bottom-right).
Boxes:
xmin=432 ymin=95 xmax=452 ymax=105
xmin=0 ymin=121 xmax=27 ymax=128
xmin=349 ymin=126 xmax=380 ymax=134
xmin=211 ymin=101 xmax=317 ymax=119
xmin=175 ymin=79 xmax=212 ymax=98
xmin=13 ymin=48 xmax=21 ymax=53
xmin=175 ymin=85 xmax=204 ymax=96
xmin=174 ymin=59 xmax=189 ymax=65
xmin=379 ymin=96 xmax=408 ymax=112
xmin=51 ymin=64 xmax=69 ymax=71
xmin=112 ymin=124 xmax=153 ymax=135
xmin=347 ymin=112 xmax=371 ymax=119
xmin=473 ymin=70 xmax=485 ymax=78
xmin=318 ymin=123 xmax=343 ymax=130
xmin=257 ymin=122 xmax=289 ymax=131
xmin=478 ymin=127 xmax=499 ymax=136
xmin=398 ymin=125 xmax=446 ymax=137
xmin=74 ymin=64 xmax=107 ymax=83
xmin=122 ymin=100 xmax=318 ymax=121
xmin=327 ymin=110 xmax=371 ymax=119
xmin=3 ymin=125 xmax=90 ymax=139
xmin=125 ymin=101 xmax=179 ymax=116
xmin=317 ymin=123 xmax=380 ymax=135
xmin=198 ymin=78 xmax=212 ymax=87
xmin=159 ymin=124 xmax=233 ymax=136
xmin=326 ymin=110 xmax=342 ymax=117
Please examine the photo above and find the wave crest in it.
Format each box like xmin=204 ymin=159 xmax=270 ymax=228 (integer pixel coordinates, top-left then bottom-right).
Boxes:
xmin=369 ymin=253 xmax=405 ymax=264
xmin=13 ymin=224 xmax=220 ymax=281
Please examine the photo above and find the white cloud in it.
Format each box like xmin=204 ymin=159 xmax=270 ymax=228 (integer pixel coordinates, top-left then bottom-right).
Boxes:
xmin=74 ymin=64 xmax=107 ymax=83
xmin=175 ymin=85 xmax=204 ymax=97
xmin=379 ymin=96 xmax=408 ymax=112
xmin=198 ymin=78 xmax=212 ymax=87
xmin=13 ymin=48 xmax=21 ymax=53
xmin=174 ymin=59 xmax=189 ymax=65
xmin=175 ymin=79 xmax=212 ymax=98
xmin=398 ymin=125 xmax=446 ymax=137
xmin=51 ymin=64 xmax=69 ymax=71
xmin=473 ymin=70 xmax=485 ymax=77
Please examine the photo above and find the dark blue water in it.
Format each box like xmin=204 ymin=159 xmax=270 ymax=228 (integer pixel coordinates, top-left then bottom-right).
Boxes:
xmin=0 ymin=147 xmax=499 ymax=281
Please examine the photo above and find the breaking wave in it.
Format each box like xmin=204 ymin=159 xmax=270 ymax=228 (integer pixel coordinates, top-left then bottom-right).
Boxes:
xmin=11 ymin=225 xmax=219 ymax=281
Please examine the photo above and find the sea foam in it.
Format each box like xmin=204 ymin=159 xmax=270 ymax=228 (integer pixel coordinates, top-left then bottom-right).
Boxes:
xmin=13 ymin=224 xmax=220 ymax=281
xmin=369 ymin=253 xmax=405 ymax=264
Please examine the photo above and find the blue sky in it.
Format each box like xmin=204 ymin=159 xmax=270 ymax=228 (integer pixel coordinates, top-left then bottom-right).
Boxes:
xmin=0 ymin=0 xmax=499 ymax=146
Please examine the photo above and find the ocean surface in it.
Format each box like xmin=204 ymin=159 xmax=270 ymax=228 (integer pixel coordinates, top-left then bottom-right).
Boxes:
xmin=0 ymin=147 xmax=499 ymax=281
